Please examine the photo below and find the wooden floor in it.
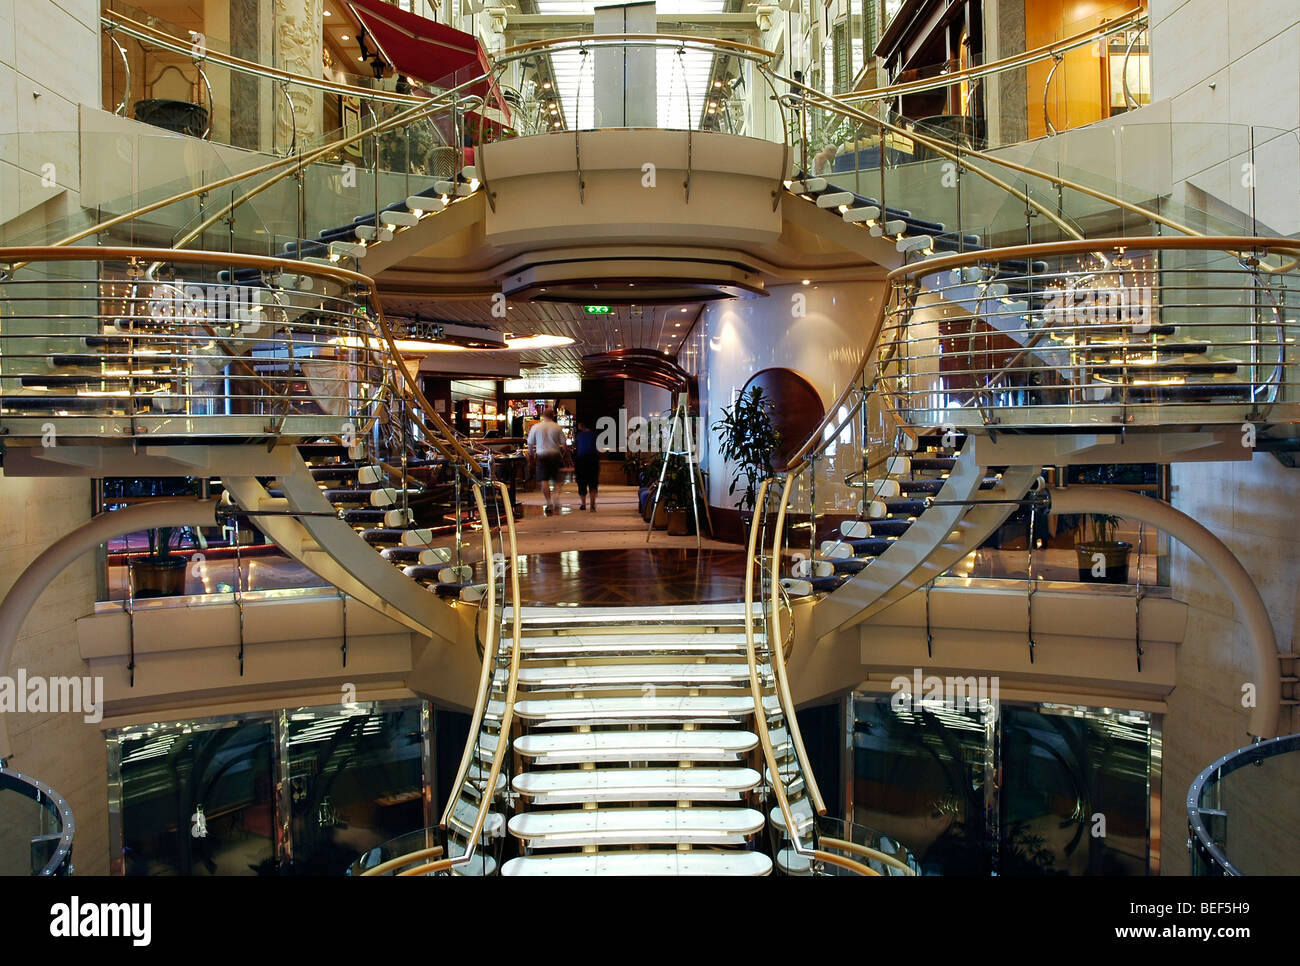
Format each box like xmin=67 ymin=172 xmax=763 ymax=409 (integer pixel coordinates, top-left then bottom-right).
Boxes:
xmin=489 ymin=548 xmax=749 ymax=605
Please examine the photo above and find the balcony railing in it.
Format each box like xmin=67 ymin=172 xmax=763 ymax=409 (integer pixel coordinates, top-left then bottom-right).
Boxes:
xmin=1188 ymin=732 xmax=1300 ymax=875
xmin=0 ymin=247 xmax=391 ymax=442
xmin=0 ymin=768 xmax=74 ymax=875
xmin=878 ymin=237 xmax=1300 ymax=430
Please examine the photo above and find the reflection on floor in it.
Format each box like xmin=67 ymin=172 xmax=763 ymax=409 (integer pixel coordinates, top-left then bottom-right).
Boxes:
xmin=511 ymin=548 xmax=747 ymax=605
xmin=106 ymin=484 xmax=747 ymax=605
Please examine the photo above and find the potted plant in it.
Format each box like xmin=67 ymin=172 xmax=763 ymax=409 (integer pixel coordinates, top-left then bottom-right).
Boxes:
xmin=712 ymin=386 xmax=781 ymax=528
xmin=1069 ymin=465 xmax=1133 ymax=584
xmin=1075 ymin=512 xmax=1131 ymax=584
xmin=662 ymin=453 xmax=695 ymax=536
xmin=130 ymin=526 xmax=204 ymax=598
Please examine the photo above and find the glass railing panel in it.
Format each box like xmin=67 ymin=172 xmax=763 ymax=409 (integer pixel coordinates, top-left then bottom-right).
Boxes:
xmin=347 ymin=826 xmax=442 ymax=876
xmin=0 ymin=770 xmax=73 ymax=875
xmin=1189 ymin=734 xmax=1300 ymax=876
xmin=815 ymin=815 xmax=920 ymax=876
xmin=498 ymin=36 xmax=782 ymax=143
xmin=881 ymin=239 xmax=1300 ymax=430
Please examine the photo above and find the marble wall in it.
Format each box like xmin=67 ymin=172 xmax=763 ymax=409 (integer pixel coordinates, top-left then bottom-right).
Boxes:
xmin=0 ymin=0 xmax=101 ymax=238
xmin=1150 ymin=0 xmax=1300 ymax=235
xmin=686 ymin=281 xmax=884 ymax=510
xmin=1148 ymin=2 xmax=1300 ymax=875
xmin=0 ymin=1 xmax=105 ymax=873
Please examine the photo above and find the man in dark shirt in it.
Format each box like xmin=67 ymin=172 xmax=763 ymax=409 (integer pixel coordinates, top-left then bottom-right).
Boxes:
xmin=573 ymin=419 xmax=600 ymax=511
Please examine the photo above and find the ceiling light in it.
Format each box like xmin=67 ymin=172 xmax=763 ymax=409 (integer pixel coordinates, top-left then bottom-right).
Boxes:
xmin=358 ymin=56 xmax=365 ymax=61
xmin=674 ymin=322 xmax=681 ymax=327
xmin=323 ymin=9 xmax=331 ymax=15
xmin=801 ymin=279 xmax=811 ymax=285
xmin=341 ymin=34 xmax=350 ymax=40
xmin=506 ymin=334 xmax=575 ymax=350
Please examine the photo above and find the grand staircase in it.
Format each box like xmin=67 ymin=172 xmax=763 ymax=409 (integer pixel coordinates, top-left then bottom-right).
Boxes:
xmin=4 ymin=26 xmax=1299 ymax=873
xmin=431 ymin=602 xmax=858 ymax=876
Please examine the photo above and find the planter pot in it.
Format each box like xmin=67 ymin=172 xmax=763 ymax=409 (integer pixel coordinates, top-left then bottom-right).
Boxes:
xmin=130 ymin=556 xmax=188 ymax=598
xmin=652 ymin=502 xmax=668 ymax=530
xmin=667 ymin=507 xmax=694 ymax=536
xmin=1075 ymin=541 xmax=1132 ymax=584
xmin=133 ymin=99 xmax=209 ymax=138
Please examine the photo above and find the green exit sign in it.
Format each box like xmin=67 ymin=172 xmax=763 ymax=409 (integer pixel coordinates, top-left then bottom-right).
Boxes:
xmin=584 ymin=305 xmax=613 ymax=315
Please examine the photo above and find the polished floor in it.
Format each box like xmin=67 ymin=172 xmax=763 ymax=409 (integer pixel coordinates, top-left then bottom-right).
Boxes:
xmin=104 ymin=483 xmax=1161 ymax=606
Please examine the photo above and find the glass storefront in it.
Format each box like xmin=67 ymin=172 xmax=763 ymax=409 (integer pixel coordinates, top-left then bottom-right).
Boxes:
xmin=107 ymin=699 xmax=432 ymax=875
xmin=846 ymin=694 xmax=1160 ymax=875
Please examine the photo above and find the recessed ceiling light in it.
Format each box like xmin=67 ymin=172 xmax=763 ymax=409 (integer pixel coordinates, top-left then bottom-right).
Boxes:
xmin=674 ymin=322 xmax=681 ymax=327
xmin=341 ymin=34 xmax=349 ymax=40
xmin=505 ymin=334 xmax=575 ymax=350
xmin=801 ymin=279 xmax=811 ymax=285
xmin=358 ymin=56 xmax=365 ymax=61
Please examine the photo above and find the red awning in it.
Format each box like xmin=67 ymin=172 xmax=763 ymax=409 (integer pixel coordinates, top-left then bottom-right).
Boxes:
xmin=345 ymin=0 xmax=510 ymax=122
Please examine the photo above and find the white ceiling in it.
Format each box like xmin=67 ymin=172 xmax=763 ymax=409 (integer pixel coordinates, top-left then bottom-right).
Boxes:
xmin=380 ymin=296 xmax=704 ymax=373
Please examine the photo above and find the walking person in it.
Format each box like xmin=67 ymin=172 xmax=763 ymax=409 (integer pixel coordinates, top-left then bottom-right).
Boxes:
xmin=574 ymin=419 xmax=600 ymax=511
xmin=527 ymin=408 xmax=568 ymax=516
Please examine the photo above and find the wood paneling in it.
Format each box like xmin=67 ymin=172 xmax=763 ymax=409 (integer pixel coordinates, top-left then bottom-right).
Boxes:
xmin=1025 ymin=0 xmax=1142 ymax=139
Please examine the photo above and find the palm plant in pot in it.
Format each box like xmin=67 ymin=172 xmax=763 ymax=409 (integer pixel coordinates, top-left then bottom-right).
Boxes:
xmin=131 ymin=526 xmax=205 ymax=598
xmin=661 ymin=453 xmax=695 ymax=536
xmin=1075 ymin=512 xmax=1131 ymax=584
xmin=712 ymin=386 xmax=781 ymax=532
xmin=640 ymin=454 xmax=666 ymax=526
xmin=1071 ymin=465 xmax=1131 ymax=584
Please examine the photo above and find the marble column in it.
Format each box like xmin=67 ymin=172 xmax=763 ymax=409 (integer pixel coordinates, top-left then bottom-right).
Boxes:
xmin=228 ymin=0 xmax=262 ymax=150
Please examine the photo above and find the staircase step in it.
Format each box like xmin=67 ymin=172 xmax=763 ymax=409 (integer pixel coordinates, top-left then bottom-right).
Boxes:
xmin=769 ymin=798 xmax=816 ymax=836
xmin=512 ymin=767 xmax=760 ymax=804
xmin=884 ymin=498 xmax=929 ymax=516
xmin=508 ymin=807 xmax=764 ymax=847
xmin=908 ymin=456 xmax=957 ymax=471
xmin=502 ymin=851 xmax=771 ymax=876
xmin=515 ymin=604 xmax=746 ymax=629
xmin=514 ymin=730 xmax=757 ymax=763
xmin=447 ymin=797 xmax=505 ymax=840
xmin=518 ymin=632 xmax=750 ymax=657
xmin=513 ymin=695 xmax=757 ymax=725
xmin=514 ymin=662 xmax=754 ymax=689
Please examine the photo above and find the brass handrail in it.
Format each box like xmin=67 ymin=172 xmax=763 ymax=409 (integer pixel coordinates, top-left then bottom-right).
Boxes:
xmin=743 ymin=479 xmax=867 ymax=873
xmin=0 ymin=245 xmax=480 ymax=471
xmin=438 ymin=481 xmax=500 ymax=835
xmin=819 ymin=836 xmax=917 ymax=875
xmin=791 ymin=83 xmax=1085 ymax=242
xmin=811 ymin=850 xmax=881 ymax=876
xmin=875 ymin=236 xmax=1300 ymax=422
xmin=768 ymin=473 xmax=825 ymax=815
xmin=791 ymin=75 xmax=1212 ymax=244
xmin=103 ymin=11 xmax=429 ymax=106
xmin=28 ymin=82 xmax=477 ymax=268
xmin=846 ymin=8 xmax=1147 ymax=104
xmin=358 ymin=845 xmax=445 ymax=877
xmin=886 ymin=235 xmax=1300 ymax=282
xmin=433 ymin=480 xmax=520 ymax=876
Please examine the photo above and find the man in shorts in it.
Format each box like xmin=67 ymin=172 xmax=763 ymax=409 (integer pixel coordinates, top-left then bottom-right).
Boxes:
xmin=527 ymin=408 xmax=568 ymax=515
